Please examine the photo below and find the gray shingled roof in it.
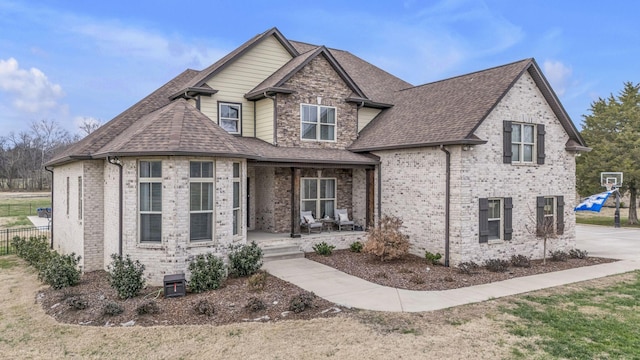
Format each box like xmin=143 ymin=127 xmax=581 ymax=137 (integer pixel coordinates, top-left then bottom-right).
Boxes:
xmin=93 ymin=99 xmax=254 ymax=158
xmin=237 ymin=138 xmax=377 ymax=166
xmin=47 ymin=69 xmax=200 ymax=165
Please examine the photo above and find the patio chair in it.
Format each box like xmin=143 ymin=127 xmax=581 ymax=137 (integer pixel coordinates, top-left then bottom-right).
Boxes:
xmin=300 ymin=211 xmax=322 ymax=234
xmin=334 ymin=209 xmax=354 ymax=231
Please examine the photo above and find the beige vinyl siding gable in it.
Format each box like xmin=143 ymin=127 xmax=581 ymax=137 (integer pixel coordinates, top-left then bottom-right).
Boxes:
xmin=199 ymin=35 xmax=293 ymax=137
xmin=255 ymin=98 xmax=274 ymax=143
xmin=358 ymin=107 xmax=382 ymax=133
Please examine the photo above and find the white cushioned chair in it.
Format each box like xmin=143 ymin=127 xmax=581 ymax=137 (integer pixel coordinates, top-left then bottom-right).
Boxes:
xmin=300 ymin=211 xmax=322 ymax=234
xmin=334 ymin=209 xmax=354 ymax=231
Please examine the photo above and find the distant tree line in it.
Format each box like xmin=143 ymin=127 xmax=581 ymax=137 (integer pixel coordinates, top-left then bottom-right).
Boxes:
xmin=0 ymin=118 xmax=100 ymax=191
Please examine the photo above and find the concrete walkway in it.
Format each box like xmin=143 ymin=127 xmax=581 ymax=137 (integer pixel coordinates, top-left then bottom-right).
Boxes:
xmin=263 ymin=224 xmax=640 ymax=312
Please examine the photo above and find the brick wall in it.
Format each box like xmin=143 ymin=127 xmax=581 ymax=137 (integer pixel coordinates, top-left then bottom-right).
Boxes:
xmin=374 ymin=72 xmax=578 ymax=264
xmin=52 ymin=162 xmax=85 ymax=267
xmin=82 ymin=160 xmax=104 ymax=271
xmin=275 ymin=55 xmax=358 ymax=149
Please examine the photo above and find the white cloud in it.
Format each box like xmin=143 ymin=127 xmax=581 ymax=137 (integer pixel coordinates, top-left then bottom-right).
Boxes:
xmin=0 ymin=57 xmax=65 ymax=113
xmin=543 ymin=60 xmax=573 ymax=96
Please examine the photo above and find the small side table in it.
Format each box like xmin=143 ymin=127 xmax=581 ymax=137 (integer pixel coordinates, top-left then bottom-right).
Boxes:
xmin=320 ymin=218 xmax=334 ymax=233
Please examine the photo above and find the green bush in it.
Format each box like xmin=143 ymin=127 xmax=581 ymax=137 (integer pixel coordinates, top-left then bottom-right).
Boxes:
xmin=349 ymin=241 xmax=363 ymax=253
xmin=136 ymin=300 xmax=160 ymax=315
xmin=484 ymin=258 xmax=510 ymax=272
xmin=103 ymin=302 xmax=124 ymax=316
xmin=107 ymin=254 xmax=146 ymax=299
xmin=12 ymin=235 xmax=53 ymax=270
xmin=67 ymin=297 xmax=88 ymax=310
xmin=550 ymin=250 xmax=568 ymax=262
xmin=195 ymin=299 xmax=215 ymax=316
xmin=424 ymin=251 xmax=442 ymax=265
xmin=39 ymin=252 xmax=82 ymax=289
xmin=312 ymin=241 xmax=335 ymax=256
xmin=228 ymin=242 xmax=263 ymax=277
xmin=188 ymin=253 xmax=227 ymax=293
xmin=569 ymin=248 xmax=589 ymax=259
xmin=510 ymin=255 xmax=531 ymax=268
xmin=288 ymin=291 xmax=315 ymax=313
xmin=245 ymin=297 xmax=266 ymax=312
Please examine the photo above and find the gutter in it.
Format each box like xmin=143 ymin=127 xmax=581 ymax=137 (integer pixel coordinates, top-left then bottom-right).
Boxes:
xmin=439 ymin=145 xmax=450 ymax=267
xmin=44 ymin=166 xmax=54 ymax=249
xmin=107 ymin=156 xmax=123 ymax=257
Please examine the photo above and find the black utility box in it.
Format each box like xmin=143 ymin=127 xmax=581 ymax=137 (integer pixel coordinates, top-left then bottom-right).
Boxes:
xmin=163 ymin=274 xmax=186 ymax=298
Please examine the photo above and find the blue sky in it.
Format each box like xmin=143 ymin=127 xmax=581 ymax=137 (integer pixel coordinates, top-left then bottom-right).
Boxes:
xmin=1 ymin=0 xmax=638 ymax=135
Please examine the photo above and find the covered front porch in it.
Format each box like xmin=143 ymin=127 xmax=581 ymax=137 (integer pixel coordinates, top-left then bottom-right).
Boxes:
xmin=248 ymin=229 xmax=368 ymax=253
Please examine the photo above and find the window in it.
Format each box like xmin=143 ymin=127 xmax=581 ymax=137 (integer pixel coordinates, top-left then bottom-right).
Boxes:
xmin=503 ymin=121 xmax=545 ymax=164
xmin=479 ymin=197 xmax=512 ymax=243
xmin=301 ymin=178 xmax=336 ymax=219
xmin=139 ymin=161 xmax=162 ymax=243
xmin=301 ymin=104 xmax=336 ymax=141
xmin=232 ymin=162 xmax=241 ymax=236
xmin=219 ymin=103 xmax=241 ymax=134
xmin=536 ymin=196 xmax=565 ymax=236
xmin=78 ymin=176 xmax=82 ymax=220
xmin=190 ymin=161 xmax=213 ymax=242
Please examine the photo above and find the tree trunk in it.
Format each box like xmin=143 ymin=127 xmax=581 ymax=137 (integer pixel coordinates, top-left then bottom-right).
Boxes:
xmin=543 ymin=237 xmax=547 ymax=265
xmin=628 ymin=187 xmax=638 ymax=225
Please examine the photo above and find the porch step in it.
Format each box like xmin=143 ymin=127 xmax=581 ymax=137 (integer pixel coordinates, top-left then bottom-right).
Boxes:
xmin=261 ymin=244 xmax=305 ymax=262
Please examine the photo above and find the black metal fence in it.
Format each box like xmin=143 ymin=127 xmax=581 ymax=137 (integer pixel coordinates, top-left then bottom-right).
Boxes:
xmin=0 ymin=203 xmax=51 ymax=217
xmin=0 ymin=226 xmax=51 ymax=256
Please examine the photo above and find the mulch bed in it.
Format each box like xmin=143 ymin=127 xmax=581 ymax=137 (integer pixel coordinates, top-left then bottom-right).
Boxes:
xmin=306 ymin=249 xmax=617 ymax=291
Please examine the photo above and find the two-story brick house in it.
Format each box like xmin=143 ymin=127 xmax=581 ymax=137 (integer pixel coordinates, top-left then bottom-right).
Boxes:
xmin=46 ymin=28 xmax=588 ymax=284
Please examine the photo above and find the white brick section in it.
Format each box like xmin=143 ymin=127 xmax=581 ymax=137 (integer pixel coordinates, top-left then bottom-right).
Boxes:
xmin=81 ymin=160 xmax=104 ymax=271
xmin=103 ymin=161 xmax=120 ymax=267
xmin=52 ymin=162 xmax=85 ymax=268
xmin=373 ymin=72 xmax=578 ymax=265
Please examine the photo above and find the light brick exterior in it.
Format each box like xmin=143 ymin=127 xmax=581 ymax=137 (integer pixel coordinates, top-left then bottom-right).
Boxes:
xmin=375 ymin=72 xmax=577 ymax=264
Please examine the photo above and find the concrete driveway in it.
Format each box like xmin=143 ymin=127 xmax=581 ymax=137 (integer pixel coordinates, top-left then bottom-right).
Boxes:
xmin=576 ymin=224 xmax=640 ymax=260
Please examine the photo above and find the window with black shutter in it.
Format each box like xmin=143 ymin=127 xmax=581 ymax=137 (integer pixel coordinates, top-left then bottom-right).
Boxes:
xmin=479 ymin=197 xmax=513 ymax=242
xmin=505 ymin=121 xmax=545 ymax=165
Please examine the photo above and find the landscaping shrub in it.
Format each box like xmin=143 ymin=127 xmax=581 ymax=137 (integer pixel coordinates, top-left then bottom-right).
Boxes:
xmin=107 ymin=254 xmax=146 ymax=299
xmin=188 ymin=253 xmax=227 ymax=293
xmin=245 ymin=297 xmax=266 ymax=312
xmin=484 ymin=258 xmax=510 ymax=272
xmin=550 ymin=250 xmax=568 ymax=262
xmin=510 ymin=255 xmax=531 ymax=268
xmin=12 ymin=235 xmax=53 ymax=270
xmin=136 ymin=300 xmax=160 ymax=315
xmin=39 ymin=252 xmax=82 ymax=289
xmin=349 ymin=241 xmax=363 ymax=253
xmin=228 ymin=242 xmax=263 ymax=277
xmin=312 ymin=241 xmax=335 ymax=256
xmin=103 ymin=302 xmax=124 ymax=316
xmin=247 ymin=270 xmax=268 ymax=292
xmin=195 ymin=299 xmax=215 ymax=316
xmin=424 ymin=251 xmax=442 ymax=265
xmin=67 ymin=297 xmax=88 ymax=310
xmin=457 ymin=261 xmax=479 ymax=275
xmin=569 ymin=248 xmax=589 ymax=259
xmin=363 ymin=215 xmax=410 ymax=262
xmin=288 ymin=291 xmax=315 ymax=313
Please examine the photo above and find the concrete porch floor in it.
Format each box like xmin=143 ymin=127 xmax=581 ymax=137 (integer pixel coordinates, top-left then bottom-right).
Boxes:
xmin=248 ymin=229 xmax=366 ymax=253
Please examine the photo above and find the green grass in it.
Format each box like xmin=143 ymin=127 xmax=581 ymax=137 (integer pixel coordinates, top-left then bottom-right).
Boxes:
xmin=0 ymin=197 xmax=51 ymax=217
xmin=576 ymin=216 xmax=640 ymax=228
xmin=503 ymin=271 xmax=640 ymax=359
xmin=0 ymin=257 xmax=17 ymax=269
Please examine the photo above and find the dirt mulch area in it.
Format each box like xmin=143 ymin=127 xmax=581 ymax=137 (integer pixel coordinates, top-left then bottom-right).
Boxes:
xmin=38 ymin=271 xmax=348 ymax=327
xmin=306 ymin=250 xmax=617 ymax=291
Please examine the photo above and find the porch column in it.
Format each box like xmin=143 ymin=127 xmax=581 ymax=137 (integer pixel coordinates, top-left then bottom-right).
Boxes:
xmin=366 ymin=168 xmax=375 ymax=229
xmin=290 ymin=167 xmax=301 ymax=238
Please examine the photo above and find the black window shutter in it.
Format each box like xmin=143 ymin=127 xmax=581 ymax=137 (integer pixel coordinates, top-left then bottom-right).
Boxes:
xmin=504 ymin=197 xmax=513 ymax=240
xmin=556 ymin=196 xmax=564 ymax=235
xmin=503 ymin=121 xmax=512 ymax=163
xmin=479 ymin=198 xmax=489 ymax=243
xmin=536 ymin=196 xmax=545 ymax=236
xmin=537 ymin=124 xmax=545 ymax=165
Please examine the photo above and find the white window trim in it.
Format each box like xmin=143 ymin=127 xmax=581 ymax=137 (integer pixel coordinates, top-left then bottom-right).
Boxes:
xmin=487 ymin=198 xmax=503 ymax=244
xmin=300 ymin=103 xmax=337 ymax=142
xmin=511 ymin=123 xmax=536 ymax=164
xmin=138 ymin=160 xmax=162 ymax=244
xmin=301 ymin=177 xmax=337 ymax=219
xmin=232 ymin=162 xmax=242 ymax=237
xmin=189 ymin=161 xmax=214 ymax=243
xmin=219 ymin=102 xmax=242 ymax=135
xmin=543 ymin=196 xmax=556 ymax=232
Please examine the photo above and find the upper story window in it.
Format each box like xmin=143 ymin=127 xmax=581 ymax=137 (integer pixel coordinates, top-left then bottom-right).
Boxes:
xmin=503 ymin=121 xmax=545 ymax=165
xmin=301 ymin=104 xmax=336 ymax=141
xmin=219 ymin=103 xmax=241 ymax=134
xmin=139 ymin=161 xmax=162 ymax=243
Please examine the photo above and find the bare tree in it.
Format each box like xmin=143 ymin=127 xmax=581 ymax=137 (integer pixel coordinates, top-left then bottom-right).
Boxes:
xmin=525 ymin=199 xmax=563 ymax=265
xmin=77 ymin=117 xmax=102 ymax=137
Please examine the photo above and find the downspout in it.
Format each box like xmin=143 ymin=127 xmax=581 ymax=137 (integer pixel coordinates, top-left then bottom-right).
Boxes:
xmin=107 ymin=156 xmax=123 ymax=257
xmin=264 ymin=91 xmax=277 ymax=145
xmin=253 ymin=100 xmax=257 ymax=138
xmin=439 ymin=145 xmax=450 ymax=267
xmin=377 ymin=162 xmax=382 ymax=221
xmin=44 ymin=166 xmax=54 ymax=249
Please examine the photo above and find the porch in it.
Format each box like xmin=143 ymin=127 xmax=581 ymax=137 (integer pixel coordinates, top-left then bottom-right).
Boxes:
xmin=248 ymin=229 xmax=367 ymax=253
